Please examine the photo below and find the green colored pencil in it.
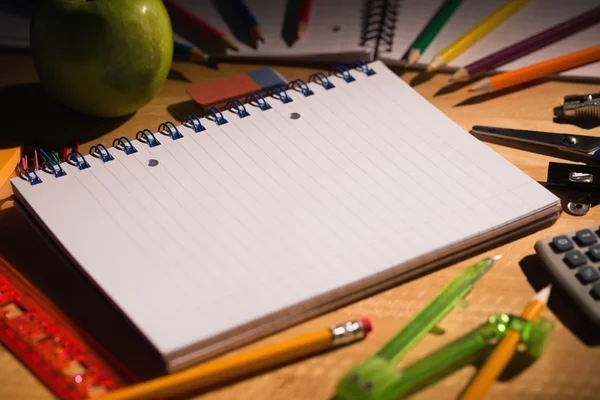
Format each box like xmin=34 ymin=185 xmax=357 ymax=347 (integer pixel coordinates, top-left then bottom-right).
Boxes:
xmin=402 ymin=0 xmax=464 ymax=65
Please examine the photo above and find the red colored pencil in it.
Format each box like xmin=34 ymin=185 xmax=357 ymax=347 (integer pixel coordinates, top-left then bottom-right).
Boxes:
xmin=162 ymin=0 xmax=239 ymax=52
xmin=297 ymin=0 xmax=313 ymax=40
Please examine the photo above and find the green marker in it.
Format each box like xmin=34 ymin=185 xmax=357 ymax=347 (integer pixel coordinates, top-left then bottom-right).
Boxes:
xmin=403 ymin=0 xmax=464 ymax=65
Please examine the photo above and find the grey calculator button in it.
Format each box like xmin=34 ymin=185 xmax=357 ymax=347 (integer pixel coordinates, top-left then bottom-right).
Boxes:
xmin=591 ymin=284 xmax=600 ymax=300
xmin=575 ymin=229 xmax=597 ymax=246
xmin=564 ymin=250 xmax=586 ymax=268
xmin=576 ymin=267 xmax=600 ymax=284
xmin=588 ymin=244 xmax=600 ymax=261
xmin=552 ymin=235 xmax=574 ymax=252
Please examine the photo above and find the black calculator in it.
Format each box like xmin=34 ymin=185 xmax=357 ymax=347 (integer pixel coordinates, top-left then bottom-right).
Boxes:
xmin=535 ymin=227 xmax=600 ymax=326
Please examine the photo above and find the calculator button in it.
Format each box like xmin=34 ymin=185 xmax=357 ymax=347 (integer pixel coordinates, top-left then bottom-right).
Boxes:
xmin=588 ymin=244 xmax=600 ymax=261
xmin=564 ymin=250 xmax=586 ymax=268
xmin=591 ymin=284 xmax=600 ymax=300
xmin=575 ymin=229 xmax=597 ymax=246
xmin=551 ymin=235 xmax=574 ymax=252
xmin=576 ymin=267 xmax=600 ymax=285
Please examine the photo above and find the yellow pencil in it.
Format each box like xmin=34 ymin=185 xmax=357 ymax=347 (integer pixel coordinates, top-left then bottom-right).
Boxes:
xmin=427 ymin=0 xmax=531 ymax=72
xmin=100 ymin=319 xmax=371 ymax=400
xmin=460 ymin=285 xmax=551 ymax=400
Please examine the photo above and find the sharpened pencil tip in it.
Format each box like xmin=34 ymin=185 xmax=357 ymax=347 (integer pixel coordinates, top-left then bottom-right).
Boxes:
xmin=492 ymin=254 xmax=502 ymax=262
xmin=407 ymin=49 xmax=421 ymax=65
xmin=535 ymin=285 xmax=552 ymax=304
xmin=426 ymin=56 xmax=445 ymax=73
xmin=470 ymin=78 xmax=492 ymax=93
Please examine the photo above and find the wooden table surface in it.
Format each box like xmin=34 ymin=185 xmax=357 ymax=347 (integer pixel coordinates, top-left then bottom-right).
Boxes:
xmin=1 ymin=53 xmax=599 ymax=400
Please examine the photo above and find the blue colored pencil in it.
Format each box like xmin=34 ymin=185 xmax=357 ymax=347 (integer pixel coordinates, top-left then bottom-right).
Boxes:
xmin=229 ymin=0 xmax=265 ymax=43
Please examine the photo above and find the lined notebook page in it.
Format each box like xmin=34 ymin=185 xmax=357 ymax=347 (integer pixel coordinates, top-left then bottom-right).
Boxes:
xmin=12 ymin=61 xmax=558 ymax=366
xmin=173 ymin=0 xmax=368 ymax=60
xmin=384 ymin=0 xmax=600 ymax=78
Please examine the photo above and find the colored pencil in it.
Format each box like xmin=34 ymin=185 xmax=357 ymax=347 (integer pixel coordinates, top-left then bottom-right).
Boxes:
xmin=451 ymin=5 xmax=600 ymax=82
xmin=99 ymin=319 xmax=371 ymax=400
xmin=162 ymin=0 xmax=239 ymax=52
xmin=403 ymin=0 xmax=464 ymax=65
xmin=229 ymin=0 xmax=265 ymax=43
xmin=173 ymin=41 xmax=210 ymax=65
xmin=297 ymin=0 xmax=313 ymax=40
xmin=470 ymin=44 xmax=600 ymax=93
xmin=460 ymin=286 xmax=551 ymax=400
xmin=427 ymin=0 xmax=531 ymax=72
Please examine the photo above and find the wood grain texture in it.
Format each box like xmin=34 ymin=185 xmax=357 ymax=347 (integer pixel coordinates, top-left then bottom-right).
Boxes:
xmin=0 ymin=53 xmax=599 ymax=399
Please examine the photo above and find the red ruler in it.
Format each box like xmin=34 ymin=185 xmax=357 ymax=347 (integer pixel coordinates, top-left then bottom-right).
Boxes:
xmin=0 ymin=256 xmax=129 ymax=399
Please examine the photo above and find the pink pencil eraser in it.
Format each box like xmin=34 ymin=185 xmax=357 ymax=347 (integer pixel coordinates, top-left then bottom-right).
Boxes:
xmin=360 ymin=318 xmax=372 ymax=335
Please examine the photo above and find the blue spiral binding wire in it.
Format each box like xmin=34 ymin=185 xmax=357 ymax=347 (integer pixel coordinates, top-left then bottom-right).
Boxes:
xmin=136 ymin=129 xmax=161 ymax=147
xmin=158 ymin=121 xmax=184 ymax=140
xmin=330 ymin=65 xmax=356 ymax=83
xmin=207 ymin=106 xmax=228 ymax=126
xmin=308 ymin=72 xmax=335 ymax=90
xmin=20 ymin=168 xmax=42 ymax=186
xmin=245 ymin=93 xmax=271 ymax=111
xmin=271 ymin=86 xmax=293 ymax=104
xmin=38 ymin=148 xmax=66 ymax=177
xmin=66 ymin=151 xmax=91 ymax=170
xmin=182 ymin=114 xmax=206 ymax=132
xmin=112 ymin=136 xmax=138 ymax=155
xmin=287 ymin=79 xmax=314 ymax=97
xmin=225 ymin=99 xmax=250 ymax=119
xmin=89 ymin=144 xmax=114 ymax=162
xmin=355 ymin=60 xmax=376 ymax=76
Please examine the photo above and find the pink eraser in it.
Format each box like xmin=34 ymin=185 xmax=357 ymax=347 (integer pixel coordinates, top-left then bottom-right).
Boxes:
xmin=360 ymin=318 xmax=372 ymax=335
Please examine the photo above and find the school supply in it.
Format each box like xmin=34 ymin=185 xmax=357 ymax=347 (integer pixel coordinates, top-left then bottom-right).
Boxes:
xmin=0 ymin=147 xmax=20 ymax=189
xmin=173 ymin=41 xmax=210 ymax=65
xmin=297 ymin=0 xmax=313 ymax=40
xmin=0 ymin=256 xmax=128 ymax=400
xmin=426 ymin=0 xmax=531 ymax=72
xmin=101 ymin=319 xmax=371 ymax=400
xmin=460 ymin=286 xmax=551 ymax=400
xmin=535 ymin=226 xmax=600 ymax=326
xmin=403 ymin=0 xmax=464 ymax=65
xmin=10 ymin=61 xmax=560 ymax=375
xmin=229 ymin=0 xmax=264 ymax=43
xmin=163 ymin=0 xmax=239 ymax=52
xmin=554 ymin=92 xmax=600 ymax=121
xmin=376 ymin=256 xmax=498 ymax=363
xmin=450 ymin=5 xmax=600 ymax=82
xmin=470 ymin=44 xmax=600 ymax=93
xmin=470 ymin=125 xmax=600 ymax=161
xmin=336 ymin=313 xmax=554 ymax=400
xmin=186 ymin=67 xmax=287 ymax=107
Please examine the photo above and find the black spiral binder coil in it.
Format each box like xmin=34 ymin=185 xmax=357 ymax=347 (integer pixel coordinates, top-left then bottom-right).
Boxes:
xmin=355 ymin=60 xmax=376 ymax=76
xmin=182 ymin=114 xmax=206 ymax=132
xmin=158 ymin=121 xmax=183 ymax=140
xmin=38 ymin=148 xmax=66 ymax=178
xmin=288 ymin=79 xmax=314 ymax=97
xmin=360 ymin=0 xmax=400 ymax=58
xmin=20 ymin=168 xmax=42 ymax=186
xmin=308 ymin=72 xmax=335 ymax=90
xmin=136 ymin=129 xmax=161 ymax=148
xmin=207 ymin=106 xmax=228 ymax=126
xmin=66 ymin=151 xmax=91 ymax=170
xmin=90 ymin=144 xmax=114 ymax=162
xmin=330 ymin=65 xmax=356 ymax=83
xmin=225 ymin=100 xmax=250 ymax=119
xmin=271 ymin=86 xmax=293 ymax=104
xmin=112 ymin=136 xmax=138 ymax=155
xmin=245 ymin=93 xmax=272 ymax=111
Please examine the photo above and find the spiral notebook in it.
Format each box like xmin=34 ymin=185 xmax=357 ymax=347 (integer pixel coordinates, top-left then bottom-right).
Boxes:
xmin=11 ymin=61 xmax=560 ymax=373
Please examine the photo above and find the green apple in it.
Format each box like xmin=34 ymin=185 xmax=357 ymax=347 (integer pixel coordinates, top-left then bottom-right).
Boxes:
xmin=31 ymin=0 xmax=173 ymax=117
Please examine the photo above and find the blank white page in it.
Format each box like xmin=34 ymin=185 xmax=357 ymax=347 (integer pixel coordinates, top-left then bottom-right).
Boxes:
xmin=173 ymin=0 xmax=368 ymax=60
xmin=11 ymin=61 xmax=559 ymax=369
xmin=383 ymin=0 xmax=600 ymax=77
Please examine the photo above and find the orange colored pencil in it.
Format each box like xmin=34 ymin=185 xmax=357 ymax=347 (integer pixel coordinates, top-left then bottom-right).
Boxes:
xmin=100 ymin=319 xmax=371 ymax=400
xmin=460 ymin=286 xmax=551 ymax=400
xmin=470 ymin=45 xmax=600 ymax=93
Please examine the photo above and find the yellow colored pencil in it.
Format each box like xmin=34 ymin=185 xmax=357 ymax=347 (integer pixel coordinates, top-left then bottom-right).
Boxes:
xmin=100 ymin=319 xmax=371 ymax=400
xmin=460 ymin=285 xmax=551 ymax=400
xmin=427 ymin=0 xmax=531 ymax=72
